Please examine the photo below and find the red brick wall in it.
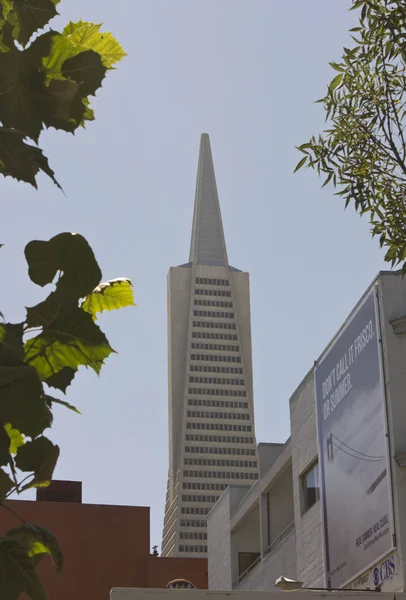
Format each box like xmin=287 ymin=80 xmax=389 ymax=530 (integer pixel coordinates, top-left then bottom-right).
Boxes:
xmin=0 ymin=499 xmax=207 ymax=599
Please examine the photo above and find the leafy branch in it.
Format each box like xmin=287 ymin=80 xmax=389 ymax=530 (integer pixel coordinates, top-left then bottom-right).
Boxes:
xmin=295 ymin=0 xmax=406 ymax=271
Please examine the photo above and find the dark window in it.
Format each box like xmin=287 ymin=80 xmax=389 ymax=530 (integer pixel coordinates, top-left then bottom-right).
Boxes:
xmin=302 ymin=461 xmax=320 ymax=513
xmin=238 ymin=552 xmax=260 ymax=578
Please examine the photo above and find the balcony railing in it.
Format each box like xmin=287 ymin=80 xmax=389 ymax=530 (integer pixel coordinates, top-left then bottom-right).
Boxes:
xmin=265 ymin=520 xmax=295 ymax=555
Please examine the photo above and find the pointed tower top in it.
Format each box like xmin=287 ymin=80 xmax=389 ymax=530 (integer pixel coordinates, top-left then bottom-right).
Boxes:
xmin=189 ymin=134 xmax=229 ymax=267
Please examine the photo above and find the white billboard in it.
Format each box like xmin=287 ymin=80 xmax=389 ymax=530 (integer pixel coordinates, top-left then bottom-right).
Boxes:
xmin=315 ymin=288 xmax=394 ymax=588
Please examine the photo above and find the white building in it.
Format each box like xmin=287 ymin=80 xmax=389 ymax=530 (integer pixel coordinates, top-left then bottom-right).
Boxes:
xmin=111 ymin=589 xmax=402 ymax=600
xmin=161 ymin=135 xmax=259 ymax=558
xmin=208 ymin=271 xmax=406 ymax=593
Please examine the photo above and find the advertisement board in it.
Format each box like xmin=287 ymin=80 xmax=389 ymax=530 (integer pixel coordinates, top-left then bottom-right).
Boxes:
xmin=315 ymin=289 xmax=393 ymax=588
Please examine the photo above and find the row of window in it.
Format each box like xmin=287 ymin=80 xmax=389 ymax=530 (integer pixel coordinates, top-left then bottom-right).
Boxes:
xmin=185 ymin=454 xmax=256 ymax=466
xmin=186 ymin=423 xmax=252 ymax=432
xmin=192 ymin=332 xmax=238 ymax=341
xmin=180 ymin=519 xmax=206 ymax=528
xmin=193 ymin=321 xmax=236 ymax=330
xmin=188 ymin=399 xmax=248 ymax=409
xmin=190 ymin=365 xmax=243 ymax=374
xmin=189 ymin=376 xmax=244 ymax=386
xmin=184 ymin=471 xmax=258 ymax=480
xmin=181 ymin=507 xmax=210 ymax=515
xmin=183 ymin=482 xmax=228 ymax=491
xmin=193 ymin=310 xmax=234 ymax=319
xmin=187 ymin=410 xmax=250 ymax=421
xmin=195 ymin=288 xmax=231 ymax=297
xmin=182 ymin=494 xmax=219 ymax=503
xmin=189 ymin=388 xmax=247 ymax=397
xmin=191 ymin=354 xmax=241 ymax=363
xmin=194 ymin=299 xmax=233 ymax=308
xmin=179 ymin=532 xmax=207 ymax=540
xmin=185 ymin=434 xmax=253 ymax=444
xmin=191 ymin=343 xmax=239 ymax=352
xmin=184 ymin=444 xmax=253 ymax=454
xmin=196 ymin=278 xmax=229 ymax=286
xmin=179 ymin=545 xmax=207 ymax=553
xmin=187 ymin=399 xmax=248 ymax=409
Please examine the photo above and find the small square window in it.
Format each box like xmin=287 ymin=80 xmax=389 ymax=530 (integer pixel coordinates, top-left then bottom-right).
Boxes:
xmin=302 ymin=461 xmax=320 ymax=513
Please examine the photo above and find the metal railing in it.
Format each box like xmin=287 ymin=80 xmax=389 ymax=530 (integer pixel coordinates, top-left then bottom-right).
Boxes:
xmin=265 ymin=520 xmax=295 ymax=555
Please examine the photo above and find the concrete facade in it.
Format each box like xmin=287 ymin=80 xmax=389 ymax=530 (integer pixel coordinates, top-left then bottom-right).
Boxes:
xmin=162 ymin=135 xmax=258 ymax=558
xmin=208 ymin=271 xmax=406 ymax=593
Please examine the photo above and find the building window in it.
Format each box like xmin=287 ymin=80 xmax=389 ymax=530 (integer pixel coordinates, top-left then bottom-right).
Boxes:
xmin=238 ymin=552 xmax=260 ymax=578
xmin=302 ymin=461 xmax=320 ymax=513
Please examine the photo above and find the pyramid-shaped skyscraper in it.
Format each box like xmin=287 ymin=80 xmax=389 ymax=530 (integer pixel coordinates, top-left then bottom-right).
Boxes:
xmin=161 ymin=134 xmax=259 ymax=557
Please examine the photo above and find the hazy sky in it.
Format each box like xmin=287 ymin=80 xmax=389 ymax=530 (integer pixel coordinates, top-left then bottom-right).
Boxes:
xmin=2 ymin=0 xmax=387 ymax=550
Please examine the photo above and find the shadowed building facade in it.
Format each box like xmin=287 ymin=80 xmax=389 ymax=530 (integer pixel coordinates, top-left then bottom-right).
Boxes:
xmin=161 ymin=134 xmax=259 ymax=558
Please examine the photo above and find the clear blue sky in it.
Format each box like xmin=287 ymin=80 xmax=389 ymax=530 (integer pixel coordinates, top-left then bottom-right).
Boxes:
xmin=2 ymin=0 xmax=387 ymax=550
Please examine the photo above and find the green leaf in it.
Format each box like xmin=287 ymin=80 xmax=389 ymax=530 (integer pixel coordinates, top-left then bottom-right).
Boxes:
xmin=0 ymin=323 xmax=24 ymax=367
xmin=0 ymin=43 xmax=53 ymax=142
xmin=0 ymin=127 xmax=61 ymax=190
xmin=24 ymin=307 xmax=114 ymax=382
xmin=0 ymin=536 xmax=46 ymax=600
xmin=15 ymin=436 xmax=59 ymax=487
xmin=82 ymin=278 xmax=135 ymax=319
xmin=7 ymin=524 xmax=63 ymax=572
xmin=329 ymin=73 xmax=343 ymax=92
xmin=4 ymin=424 xmax=24 ymax=455
xmin=44 ymin=394 xmax=80 ymax=414
xmin=45 ymin=367 xmax=75 ymax=394
xmin=25 ymin=232 xmax=102 ymax=299
xmin=62 ymin=21 xmax=126 ymax=68
xmin=61 ymin=49 xmax=106 ymax=97
xmin=0 ymin=468 xmax=14 ymax=498
xmin=0 ymin=365 xmax=52 ymax=438
xmin=9 ymin=0 xmax=60 ymax=47
xmin=294 ymin=155 xmax=308 ymax=173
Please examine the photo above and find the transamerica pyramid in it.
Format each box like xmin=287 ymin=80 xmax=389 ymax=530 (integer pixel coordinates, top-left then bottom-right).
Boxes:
xmin=161 ymin=134 xmax=259 ymax=557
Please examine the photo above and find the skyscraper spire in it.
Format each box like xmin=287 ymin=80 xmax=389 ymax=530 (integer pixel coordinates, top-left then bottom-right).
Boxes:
xmin=189 ymin=134 xmax=229 ymax=267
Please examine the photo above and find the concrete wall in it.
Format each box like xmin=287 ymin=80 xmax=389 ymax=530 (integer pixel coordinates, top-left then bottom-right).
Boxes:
xmin=290 ymin=370 xmax=324 ymax=587
xmin=111 ymin=588 xmax=404 ymax=600
xmin=236 ymin=528 xmax=296 ymax=591
xmin=379 ymin=273 xmax=406 ymax=591
xmin=268 ymin=466 xmax=294 ymax=546
xmin=231 ymin=504 xmax=261 ymax=584
xmin=167 ymin=266 xmax=191 ymax=495
xmin=207 ymin=486 xmax=250 ymax=590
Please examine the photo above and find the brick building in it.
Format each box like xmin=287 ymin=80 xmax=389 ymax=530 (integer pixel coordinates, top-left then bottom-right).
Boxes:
xmin=0 ymin=481 xmax=207 ymax=599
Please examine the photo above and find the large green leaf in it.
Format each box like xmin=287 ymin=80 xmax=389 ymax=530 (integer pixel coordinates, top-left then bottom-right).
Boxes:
xmin=62 ymin=50 xmax=106 ymax=97
xmin=0 ymin=127 xmax=61 ymax=189
xmin=25 ymin=233 xmax=102 ymax=298
xmin=15 ymin=436 xmax=59 ymax=487
xmin=45 ymin=366 xmax=75 ymax=393
xmin=0 ymin=43 xmax=53 ymax=142
xmin=62 ymin=20 xmax=127 ymax=68
xmin=0 ymin=468 xmax=14 ymax=498
xmin=82 ymin=278 xmax=135 ymax=319
xmin=24 ymin=306 xmax=114 ymax=382
xmin=7 ymin=524 xmax=63 ymax=572
xmin=0 ymin=365 xmax=52 ymax=438
xmin=0 ymin=536 xmax=46 ymax=600
xmin=9 ymin=0 xmax=60 ymax=47
xmin=0 ymin=323 xmax=24 ymax=367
